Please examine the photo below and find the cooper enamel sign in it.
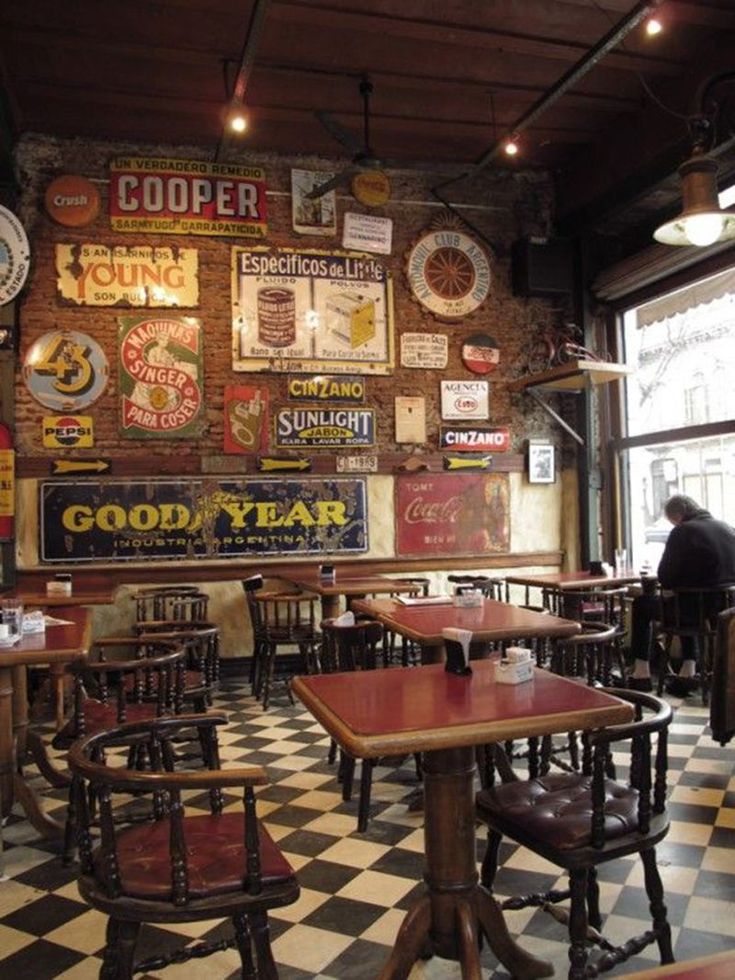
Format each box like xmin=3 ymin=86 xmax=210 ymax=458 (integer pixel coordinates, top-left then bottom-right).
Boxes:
xmin=232 ymin=247 xmax=394 ymax=375
xmin=0 ymin=204 xmax=31 ymax=305
xmin=119 ymin=316 xmax=203 ymax=438
xmin=56 ymin=244 xmax=198 ymax=307
xmin=110 ymin=157 xmax=267 ymax=238
xmin=440 ymin=380 xmax=489 ymax=420
xmin=406 ymin=227 xmax=490 ymax=321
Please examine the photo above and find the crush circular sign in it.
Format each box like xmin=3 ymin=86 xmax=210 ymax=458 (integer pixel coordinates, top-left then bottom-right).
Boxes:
xmin=461 ymin=332 xmax=500 ymax=374
xmin=119 ymin=316 xmax=203 ymax=438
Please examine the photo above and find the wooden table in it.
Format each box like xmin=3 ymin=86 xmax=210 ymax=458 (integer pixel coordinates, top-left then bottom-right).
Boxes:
xmin=283 ymin=571 xmax=421 ymax=619
xmin=292 ymin=661 xmax=633 ymax=979
xmin=505 ymin=570 xmax=640 ymax=600
xmin=7 ymin=588 xmax=117 ymax=608
xmin=351 ymin=596 xmax=580 ymax=662
xmin=0 ymin=606 xmax=91 ymax=838
xmin=4 ymin=588 xmax=114 ymax=726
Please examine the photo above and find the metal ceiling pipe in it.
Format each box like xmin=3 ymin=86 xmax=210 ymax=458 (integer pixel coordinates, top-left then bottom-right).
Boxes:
xmin=433 ymin=0 xmax=666 ymax=199
xmin=215 ymin=0 xmax=271 ymax=162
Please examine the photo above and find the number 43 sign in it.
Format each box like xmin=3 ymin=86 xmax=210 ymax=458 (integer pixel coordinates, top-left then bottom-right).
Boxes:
xmin=23 ymin=329 xmax=109 ymax=411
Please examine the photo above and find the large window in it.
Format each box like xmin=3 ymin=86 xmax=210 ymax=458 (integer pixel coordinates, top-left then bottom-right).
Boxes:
xmin=619 ymin=267 xmax=735 ymax=571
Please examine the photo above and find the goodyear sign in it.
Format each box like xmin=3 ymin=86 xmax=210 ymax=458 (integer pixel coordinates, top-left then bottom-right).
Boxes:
xmin=43 ymin=416 xmax=94 ymax=448
xmin=275 ymin=409 xmax=375 ymax=448
xmin=40 ymin=478 xmax=367 ymax=562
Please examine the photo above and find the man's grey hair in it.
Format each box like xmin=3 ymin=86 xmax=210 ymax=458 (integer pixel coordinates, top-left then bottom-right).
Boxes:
xmin=664 ymin=494 xmax=701 ymax=521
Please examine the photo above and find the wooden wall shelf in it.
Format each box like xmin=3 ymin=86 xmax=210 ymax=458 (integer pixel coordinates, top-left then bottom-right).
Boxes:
xmin=508 ymin=359 xmax=633 ymax=393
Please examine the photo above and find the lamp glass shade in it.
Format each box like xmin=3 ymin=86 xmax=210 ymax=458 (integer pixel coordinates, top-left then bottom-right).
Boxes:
xmin=654 ymin=149 xmax=735 ymax=247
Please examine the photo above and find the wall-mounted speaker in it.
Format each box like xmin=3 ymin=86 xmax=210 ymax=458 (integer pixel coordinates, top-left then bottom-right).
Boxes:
xmin=511 ymin=237 xmax=574 ymax=298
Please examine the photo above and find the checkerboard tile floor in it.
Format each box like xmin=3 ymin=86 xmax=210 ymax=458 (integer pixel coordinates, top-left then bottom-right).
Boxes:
xmin=2 ymin=680 xmax=735 ymax=979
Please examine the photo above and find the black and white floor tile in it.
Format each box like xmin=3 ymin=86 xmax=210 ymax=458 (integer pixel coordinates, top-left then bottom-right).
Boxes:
xmin=2 ymin=680 xmax=735 ymax=978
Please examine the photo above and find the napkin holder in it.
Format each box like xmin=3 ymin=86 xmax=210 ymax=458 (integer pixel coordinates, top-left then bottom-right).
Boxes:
xmin=494 ymin=646 xmax=533 ymax=685
xmin=22 ymin=610 xmax=46 ymax=634
xmin=442 ymin=627 xmax=472 ymax=676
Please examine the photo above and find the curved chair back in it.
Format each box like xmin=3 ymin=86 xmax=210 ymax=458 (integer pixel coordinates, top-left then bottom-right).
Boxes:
xmin=67 ymin=713 xmax=299 ymax=978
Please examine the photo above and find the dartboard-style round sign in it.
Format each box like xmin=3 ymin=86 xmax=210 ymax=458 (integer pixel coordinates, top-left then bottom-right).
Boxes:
xmin=406 ymin=228 xmax=491 ymax=320
xmin=461 ymin=332 xmax=500 ymax=374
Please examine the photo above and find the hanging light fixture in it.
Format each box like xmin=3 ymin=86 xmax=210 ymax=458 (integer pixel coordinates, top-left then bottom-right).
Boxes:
xmin=654 ymin=147 xmax=735 ymax=246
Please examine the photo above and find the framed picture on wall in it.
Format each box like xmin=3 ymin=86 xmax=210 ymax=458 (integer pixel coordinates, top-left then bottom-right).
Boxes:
xmin=528 ymin=441 xmax=555 ymax=484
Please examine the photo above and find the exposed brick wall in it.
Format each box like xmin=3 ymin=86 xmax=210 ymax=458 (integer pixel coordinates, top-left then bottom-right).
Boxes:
xmin=14 ymin=133 xmax=560 ymax=459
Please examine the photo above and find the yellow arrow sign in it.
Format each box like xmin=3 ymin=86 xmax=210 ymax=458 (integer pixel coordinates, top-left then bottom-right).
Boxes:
xmin=52 ymin=458 xmax=110 ymax=475
xmin=443 ymin=456 xmax=491 ymax=471
xmin=258 ymin=457 xmax=311 ymax=472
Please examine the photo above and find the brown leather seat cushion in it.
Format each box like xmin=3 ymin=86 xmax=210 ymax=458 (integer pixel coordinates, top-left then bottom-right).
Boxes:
xmin=477 ymin=772 xmax=639 ymax=851
xmin=93 ymin=813 xmax=295 ymax=900
xmin=55 ymin=700 xmax=158 ymax=743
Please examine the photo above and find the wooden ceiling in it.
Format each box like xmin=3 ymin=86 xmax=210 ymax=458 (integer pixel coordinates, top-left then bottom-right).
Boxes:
xmin=2 ymin=0 xmax=735 ymax=246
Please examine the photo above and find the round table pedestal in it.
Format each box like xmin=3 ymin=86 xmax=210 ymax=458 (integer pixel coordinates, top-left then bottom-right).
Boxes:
xmin=378 ymin=745 xmax=553 ymax=980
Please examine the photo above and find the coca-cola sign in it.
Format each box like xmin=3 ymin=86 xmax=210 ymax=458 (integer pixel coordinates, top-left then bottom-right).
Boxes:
xmin=396 ymin=473 xmax=510 ymax=557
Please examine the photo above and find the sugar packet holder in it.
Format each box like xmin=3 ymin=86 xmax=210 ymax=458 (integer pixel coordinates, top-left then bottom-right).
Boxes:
xmin=494 ymin=646 xmax=534 ymax=685
xmin=442 ymin=627 xmax=473 ymax=676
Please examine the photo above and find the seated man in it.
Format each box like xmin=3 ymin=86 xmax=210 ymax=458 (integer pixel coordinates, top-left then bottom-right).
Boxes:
xmin=628 ymin=494 xmax=735 ymax=695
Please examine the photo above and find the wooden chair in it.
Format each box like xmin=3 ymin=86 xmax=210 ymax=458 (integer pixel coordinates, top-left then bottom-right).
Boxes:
xmin=255 ymin=592 xmax=321 ymax=710
xmin=544 ymin=585 xmax=629 ymax=631
xmin=68 ymin=712 xmax=299 ymax=980
xmin=321 ymin=617 xmax=422 ymax=831
xmin=242 ymin=574 xmax=267 ymax=697
xmin=52 ymin=644 xmax=187 ymax=863
xmin=550 ymin=620 xmax=623 ymax=687
xmin=129 ymin=621 xmax=220 ymax=706
xmin=449 ymin=573 xmax=505 ymax=600
xmin=710 ymin=605 xmax=735 ymax=746
xmin=656 ymin=584 xmax=735 ymax=704
xmin=476 ymin=688 xmax=674 ymax=980
xmin=132 ymin=586 xmax=209 ymax=624
xmin=380 ymin=576 xmax=431 ymax=666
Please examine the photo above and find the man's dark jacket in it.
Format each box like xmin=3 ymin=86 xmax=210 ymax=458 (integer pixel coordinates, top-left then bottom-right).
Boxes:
xmin=657 ymin=509 xmax=735 ymax=589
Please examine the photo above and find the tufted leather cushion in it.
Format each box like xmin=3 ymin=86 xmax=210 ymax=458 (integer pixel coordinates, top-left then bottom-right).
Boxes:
xmin=93 ymin=813 xmax=295 ymax=900
xmin=54 ymin=700 xmax=157 ymax=745
xmin=477 ymin=772 xmax=639 ymax=851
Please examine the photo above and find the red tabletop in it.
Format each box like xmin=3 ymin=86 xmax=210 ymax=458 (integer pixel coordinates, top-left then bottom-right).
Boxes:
xmin=351 ymin=596 xmax=579 ymax=645
xmin=292 ymin=661 xmax=632 ymax=758
xmin=505 ymin=570 xmax=640 ymax=590
xmin=284 ymin=571 xmax=420 ymax=598
xmin=0 ymin=606 xmax=92 ymax=668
